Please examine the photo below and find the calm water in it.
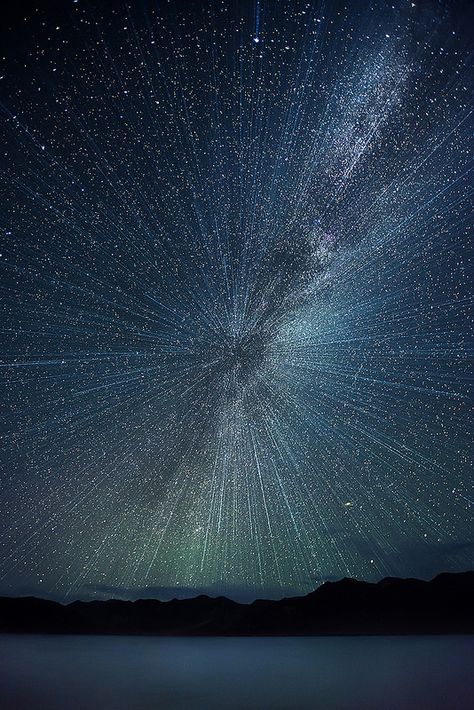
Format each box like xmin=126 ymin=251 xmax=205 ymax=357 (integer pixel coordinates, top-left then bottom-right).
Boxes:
xmin=0 ymin=635 xmax=473 ymax=709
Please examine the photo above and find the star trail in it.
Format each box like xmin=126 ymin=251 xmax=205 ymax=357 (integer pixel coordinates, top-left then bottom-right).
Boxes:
xmin=0 ymin=0 xmax=472 ymax=602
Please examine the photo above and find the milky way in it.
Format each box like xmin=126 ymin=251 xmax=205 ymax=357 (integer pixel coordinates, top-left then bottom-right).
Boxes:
xmin=0 ymin=0 xmax=472 ymax=601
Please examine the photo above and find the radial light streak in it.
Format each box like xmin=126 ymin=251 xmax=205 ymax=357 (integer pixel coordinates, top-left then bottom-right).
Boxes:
xmin=0 ymin=0 xmax=472 ymax=602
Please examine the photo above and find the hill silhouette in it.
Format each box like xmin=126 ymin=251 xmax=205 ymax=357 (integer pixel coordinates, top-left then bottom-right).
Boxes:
xmin=1 ymin=572 xmax=473 ymax=636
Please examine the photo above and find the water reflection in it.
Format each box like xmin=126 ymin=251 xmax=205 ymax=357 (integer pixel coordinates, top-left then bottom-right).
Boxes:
xmin=0 ymin=635 xmax=473 ymax=709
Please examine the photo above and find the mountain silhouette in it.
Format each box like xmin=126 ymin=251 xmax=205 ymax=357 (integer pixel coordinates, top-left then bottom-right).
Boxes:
xmin=1 ymin=572 xmax=473 ymax=636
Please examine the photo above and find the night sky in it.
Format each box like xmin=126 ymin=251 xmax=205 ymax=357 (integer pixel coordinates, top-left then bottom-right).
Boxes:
xmin=0 ymin=0 xmax=472 ymax=603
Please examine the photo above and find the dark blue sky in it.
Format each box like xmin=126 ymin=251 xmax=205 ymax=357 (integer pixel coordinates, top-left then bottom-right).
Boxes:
xmin=0 ymin=0 xmax=472 ymax=601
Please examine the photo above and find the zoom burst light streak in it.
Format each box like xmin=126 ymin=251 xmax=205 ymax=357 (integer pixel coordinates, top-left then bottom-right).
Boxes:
xmin=0 ymin=0 xmax=472 ymax=601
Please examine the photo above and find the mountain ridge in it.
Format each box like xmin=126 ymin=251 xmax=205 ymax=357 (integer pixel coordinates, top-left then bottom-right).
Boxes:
xmin=1 ymin=571 xmax=473 ymax=636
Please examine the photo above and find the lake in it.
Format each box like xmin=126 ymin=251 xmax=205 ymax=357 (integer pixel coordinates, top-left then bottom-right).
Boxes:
xmin=0 ymin=635 xmax=473 ymax=709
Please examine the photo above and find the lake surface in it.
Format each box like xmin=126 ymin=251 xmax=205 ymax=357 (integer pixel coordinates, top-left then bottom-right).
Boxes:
xmin=0 ymin=635 xmax=473 ymax=709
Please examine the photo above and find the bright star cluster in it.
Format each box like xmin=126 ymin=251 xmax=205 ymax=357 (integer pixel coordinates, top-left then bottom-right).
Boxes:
xmin=0 ymin=0 xmax=472 ymax=601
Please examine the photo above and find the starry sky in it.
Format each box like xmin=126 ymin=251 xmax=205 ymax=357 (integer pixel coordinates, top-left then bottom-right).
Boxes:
xmin=0 ymin=0 xmax=472 ymax=603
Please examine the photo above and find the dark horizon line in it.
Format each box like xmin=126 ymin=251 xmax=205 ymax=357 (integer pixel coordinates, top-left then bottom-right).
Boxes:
xmin=2 ymin=569 xmax=473 ymax=607
xmin=2 ymin=570 xmax=473 ymax=636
